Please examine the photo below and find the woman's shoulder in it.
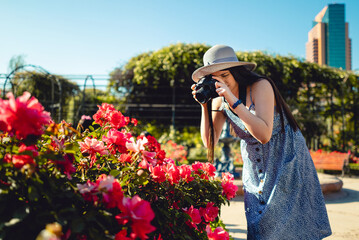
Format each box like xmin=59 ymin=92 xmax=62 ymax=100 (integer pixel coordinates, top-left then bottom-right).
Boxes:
xmin=251 ymin=79 xmax=274 ymax=97
xmin=252 ymin=78 xmax=271 ymax=88
xmin=212 ymin=97 xmax=224 ymax=110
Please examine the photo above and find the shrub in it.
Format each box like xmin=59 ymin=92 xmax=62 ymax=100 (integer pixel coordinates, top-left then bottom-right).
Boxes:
xmin=0 ymin=92 xmax=237 ymax=240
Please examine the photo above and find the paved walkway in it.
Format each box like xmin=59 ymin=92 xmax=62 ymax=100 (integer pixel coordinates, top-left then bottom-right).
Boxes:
xmin=220 ymin=174 xmax=359 ymax=239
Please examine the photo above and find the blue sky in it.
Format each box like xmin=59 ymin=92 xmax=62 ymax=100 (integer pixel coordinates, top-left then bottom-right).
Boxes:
xmin=1 ymin=0 xmax=358 ymax=75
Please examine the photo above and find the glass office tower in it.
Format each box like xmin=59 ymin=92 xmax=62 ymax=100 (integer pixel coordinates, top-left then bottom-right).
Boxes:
xmin=306 ymin=4 xmax=351 ymax=70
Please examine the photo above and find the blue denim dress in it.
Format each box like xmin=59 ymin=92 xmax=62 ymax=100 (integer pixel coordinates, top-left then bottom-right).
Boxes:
xmin=221 ymin=97 xmax=332 ymax=240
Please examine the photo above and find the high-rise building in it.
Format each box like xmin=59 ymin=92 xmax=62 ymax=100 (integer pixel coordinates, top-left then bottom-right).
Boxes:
xmin=306 ymin=4 xmax=352 ymax=70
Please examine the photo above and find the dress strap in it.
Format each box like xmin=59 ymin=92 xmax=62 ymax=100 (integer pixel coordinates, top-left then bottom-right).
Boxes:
xmin=217 ymin=97 xmax=226 ymax=111
xmin=249 ymin=86 xmax=255 ymax=111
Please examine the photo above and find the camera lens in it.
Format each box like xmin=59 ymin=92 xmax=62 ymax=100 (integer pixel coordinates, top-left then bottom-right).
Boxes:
xmin=194 ymin=76 xmax=219 ymax=104
xmin=195 ymin=86 xmax=211 ymax=104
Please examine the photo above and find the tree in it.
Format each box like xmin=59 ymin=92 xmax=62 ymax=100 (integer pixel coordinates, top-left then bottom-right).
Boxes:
xmin=11 ymin=71 xmax=80 ymax=122
xmin=7 ymin=55 xmax=26 ymax=73
xmin=109 ymin=43 xmax=359 ymax=151
xmin=109 ymin=43 xmax=209 ymax=128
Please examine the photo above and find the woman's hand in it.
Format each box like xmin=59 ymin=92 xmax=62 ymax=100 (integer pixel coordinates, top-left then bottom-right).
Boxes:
xmin=215 ymin=81 xmax=236 ymax=106
xmin=191 ymin=84 xmax=206 ymax=106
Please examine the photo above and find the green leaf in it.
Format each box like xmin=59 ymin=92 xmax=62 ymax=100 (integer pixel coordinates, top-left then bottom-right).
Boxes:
xmin=64 ymin=143 xmax=80 ymax=153
xmin=109 ymin=169 xmax=121 ymax=177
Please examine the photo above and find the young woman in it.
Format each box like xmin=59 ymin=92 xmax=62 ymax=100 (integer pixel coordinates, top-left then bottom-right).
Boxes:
xmin=191 ymin=45 xmax=331 ymax=239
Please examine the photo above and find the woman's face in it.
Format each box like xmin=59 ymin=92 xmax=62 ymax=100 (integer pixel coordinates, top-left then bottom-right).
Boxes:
xmin=211 ymin=70 xmax=237 ymax=90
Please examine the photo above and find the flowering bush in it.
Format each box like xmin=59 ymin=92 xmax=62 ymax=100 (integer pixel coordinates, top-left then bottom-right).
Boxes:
xmin=0 ymin=92 xmax=237 ymax=240
xmin=162 ymin=140 xmax=187 ymax=163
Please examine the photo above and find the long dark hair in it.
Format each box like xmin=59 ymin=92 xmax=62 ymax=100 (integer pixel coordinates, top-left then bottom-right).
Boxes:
xmin=206 ymin=66 xmax=300 ymax=162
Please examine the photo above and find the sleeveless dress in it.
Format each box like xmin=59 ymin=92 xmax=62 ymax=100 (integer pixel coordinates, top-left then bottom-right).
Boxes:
xmin=220 ymin=91 xmax=332 ymax=240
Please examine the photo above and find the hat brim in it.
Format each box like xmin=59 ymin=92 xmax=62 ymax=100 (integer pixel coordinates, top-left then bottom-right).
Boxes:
xmin=192 ymin=61 xmax=256 ymax=82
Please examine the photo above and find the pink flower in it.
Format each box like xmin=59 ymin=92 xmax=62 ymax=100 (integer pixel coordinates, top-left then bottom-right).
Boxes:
xmin=149 ymin=165 xmax=166 ymax=183
xmin=116 ymin=195 xmax=156 ymax=240
xmin=131 ymin=118 xmax=138 ymax=126
xmin=0 ymin=92 xmax=51 ymax=139
xmin=200 ymin=202 xmax=219 ymax=222
xmin=77 ymin=180 xmax=99 ymax=203
xmin=203 ymin=162 xmax=216 ymax=177
xmin=165 ymin=163 xmax=180 ymax=185
xmin=221 ymin=172 xmax=234 ymax=183
xmin=126 ymin=137 xmax=147 ymax=153
xmin=118 ymin=153 xmax=132 ymax=163
xmin=126 ymin=137 xmax=157 ymax=168
xmin=79 ymin=137 xmax=109 ymax=167
xmin=221 ymin=173 xmax=238 ymax=200
xmin=142 ymin=151 xmax=157 ymax=166
xmin=184 ymin=205 xmax=202 ymax=225
xmin=81 ymin=115 xmax=91 ymax=121
xmin=192 ymin=161 xmax=216 ymax=180
xmin=139 ymin=158 xmax=150 ymax=169
xmin=92 ymin=103 xmax=116 ymax=127
xmin=178 ymin=165 xmax=194 ymax=182
xmin=96 ymin=175 xmax=124 ymax=209
xmin=92 ymin=103 xmax=130 ymax=129
xmin=96 ymin=174 xmax=115 ymax=192
xmin=206 ymin=225 xmax=230 ymax=240
xmin=102 ymin=129 xmax=132 ymax=154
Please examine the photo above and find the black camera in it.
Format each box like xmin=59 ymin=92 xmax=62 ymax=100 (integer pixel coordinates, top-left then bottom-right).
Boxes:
xmin=195 ymin=75 xmax=219 ymax=104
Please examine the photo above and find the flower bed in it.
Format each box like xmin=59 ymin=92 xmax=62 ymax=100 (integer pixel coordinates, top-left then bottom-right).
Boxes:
xmin=0 ymin=92 xmax=237 ymax=240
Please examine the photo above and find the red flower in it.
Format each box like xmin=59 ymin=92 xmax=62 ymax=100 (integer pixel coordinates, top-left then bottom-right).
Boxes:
xmin=203 ymin=163 xmax=216 ymax=177
xmin=93 ymin=103 xmax=116 ymax=127
xmin=96 ymin=175 xmax=124 ymax=209
xmin=109 ymin=111 xmax=127 ymax=129
xmin=184 ymin=205 xmax=202 ymax=225
xmin=155 ymin=150 xmax=166 ymax=164
xmin=4 ymin=144 xmax=38 ymax=169
xmin=200 ymin=202 xmax=219 ymax=222
xmin=178 ymin=165 xmax=194 ymax=182
xmin=102 ymin=129 xmax=132 ymax=154
xmin=206 ymin=225 xmax=229 ymax=240
xmin=221 ymin=180 xmax=238 ymax=200
xmin=141 ymin=135 xmax=161 ymax=152
xmin=149 ymin=165 xmax=166 ymax=183
xmin=192 ymin=161 xmax=216 ymax=180
xmin=0 ymin=92 xmax=51 ymax=139
xmin=115 ymin=230 xmax=132 ymax=240
xmin=116 ymin=195 xmax=156 ymax=240
xmin=53 ymin=153 xmax=76 ymax=179
xmin=131 ymin=118 xmax=138 ymax=126
xmin=165 ymin=163 xmax=180 ymax=185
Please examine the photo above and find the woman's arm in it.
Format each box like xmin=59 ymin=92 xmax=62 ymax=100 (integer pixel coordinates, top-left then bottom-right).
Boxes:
xmin=191 ymin=84 xmax=226 ymax=148
xmin=199 ymin=98 xmax=226 ymax=148
xmin=216 ymin=79 xmax=275 ymax=144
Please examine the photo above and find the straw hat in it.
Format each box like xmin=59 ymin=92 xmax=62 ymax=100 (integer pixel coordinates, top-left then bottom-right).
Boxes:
xmin=192 ymin=45 xmax=256 ymax=82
